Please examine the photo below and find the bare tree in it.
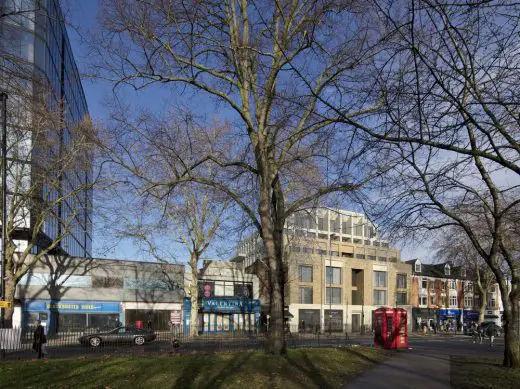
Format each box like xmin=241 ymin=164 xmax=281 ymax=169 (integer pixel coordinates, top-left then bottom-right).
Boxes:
xmin=112 ymin=182 xmax=229 ymax=337
xmin=435 ymin=226 xmax=496 ymax=324
xmin=92 ymin=0 xmax=383 ymax=354
xmin=320 ymin=1 xmax=520 ymax=367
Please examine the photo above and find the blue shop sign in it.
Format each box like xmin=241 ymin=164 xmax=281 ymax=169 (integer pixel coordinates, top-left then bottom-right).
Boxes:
xmin=202 ymin=298 xmax=260 ymax=313
xmin=439 ymin=308 xmax=461 ymax=317
xmin=24 ymin=300 xmax=121 ymax=313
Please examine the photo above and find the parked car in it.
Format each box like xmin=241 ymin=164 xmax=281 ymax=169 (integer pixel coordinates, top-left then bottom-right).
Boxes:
xmin=78 ymin=326 xmax=156 ymax=347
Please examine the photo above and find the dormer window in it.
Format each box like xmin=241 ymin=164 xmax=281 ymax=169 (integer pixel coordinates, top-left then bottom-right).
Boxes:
xmin=460 ymin=268 xmax=466 ymax=277
xmin=415 ymin=260 xmax=422 ymax=273
xmin=444 ymin=264 xmax=451 ymax=276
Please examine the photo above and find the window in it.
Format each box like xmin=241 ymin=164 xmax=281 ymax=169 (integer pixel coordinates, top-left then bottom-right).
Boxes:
xmin=326 ymin=266 xmax=342 ymax=285
xmin=318 ymin=214 xmax=328 ymax=231
xmin=317 ymin=249 xmax=326 ymax=255
xmin=449 ymin=280 xmax=456 ymax=290
xmin=299 ymin=265 xmax=313 ymax=282
xmin=465 ymin=282 xmax=473 ymax=292
xmin=299 ymin=287 xmax=313 ymax=304
xmin=464 ymin=296 xmax=473 ymax=307
xmin=444 ymin=264 xmax=451 ymax=276
xmin=373 ymin=271 xmax=387 ymax=288
xmin=429 ymin=281 xmax=435 ymax=292
xmin=487 ymin=295 xmax=496 ymax=309
xmin=396 ymin=292 xmax=407 ymax=305
xmin=326 ymin=287 xmax=342 ymax=304
xmin=396 ymin=274 xmax=407 ymax=289
xmin=373 ymin=290 xmax=387 ymax=305
xmin=449 ymin=296 xmax=458 ymax=307
xmin=490 ymin=285 xmax=496 ymax=293
xmin=419 ymin=295 xmax=427 ymax=306
xmin=302 ymin=247 xmax=314 ymax=254
xmin=367 ymin=255 xmax=376 ymax=261
xmin=421 ymin=278 xmax=428 ymax=290
xmin=460 ymin=268 xmax=467 ymax=277
xmin=415 ymin=261 xmax=422 ymax=273
xmin=356 ymin=254 xmax=366 ymax=259
xmin=378 ymin=256 xmax=387 ymax=262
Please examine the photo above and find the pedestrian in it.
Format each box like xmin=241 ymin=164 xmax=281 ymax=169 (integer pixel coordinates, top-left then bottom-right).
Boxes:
xmin=471 ymin=322 xmax=479 ymax=344
xmin=477 ymin=323 xmax=484 ymax=344
xmin=433 ymin=319 xmax=438 ymax=334
xmin=487 ymin=323 xmax=498 ymax=347
xmin=32 ymin=320 xmax=47 ymax=359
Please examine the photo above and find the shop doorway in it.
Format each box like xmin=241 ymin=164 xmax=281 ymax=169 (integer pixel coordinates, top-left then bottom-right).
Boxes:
xmin=352 ymin=314 xmax=361 ymax=332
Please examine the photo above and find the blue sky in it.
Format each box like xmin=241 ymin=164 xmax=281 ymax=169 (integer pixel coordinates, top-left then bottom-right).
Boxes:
xmin=65 ymin=0 xmax=431 ymax=263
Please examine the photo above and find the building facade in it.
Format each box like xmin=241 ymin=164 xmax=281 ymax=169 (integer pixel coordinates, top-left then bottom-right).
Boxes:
xmin=407 ymin=259 xmax=503 ymax=330
xmin=237 ymin=208 xmax=412 ymax=332
xmin=14 ymin=255 xmax=184 ymax=332
xmin=0 ymin=0 xmax=92 ymax=257
xmin=183 ymin=259 xmax=261 ymax=333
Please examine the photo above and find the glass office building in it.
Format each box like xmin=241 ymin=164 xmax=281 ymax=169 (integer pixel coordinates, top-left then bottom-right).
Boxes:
xmin=0 ymin=0 xmax=92 ymax=257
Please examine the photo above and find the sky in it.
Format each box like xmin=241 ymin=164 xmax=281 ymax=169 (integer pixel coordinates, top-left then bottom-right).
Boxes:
xmin=64 ymin=0 xmax=433 ymax=264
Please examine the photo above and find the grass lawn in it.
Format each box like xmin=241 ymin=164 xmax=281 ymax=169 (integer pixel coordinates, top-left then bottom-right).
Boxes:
xmin=451 ymin=355 xmax=520 ymax=389
xmin=0 ymin=347 xmax=386 ymax=389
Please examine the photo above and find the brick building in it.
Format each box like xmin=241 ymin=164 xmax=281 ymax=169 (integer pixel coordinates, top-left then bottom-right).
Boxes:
xmin=406 ymin=259 xmax=502 ymax=330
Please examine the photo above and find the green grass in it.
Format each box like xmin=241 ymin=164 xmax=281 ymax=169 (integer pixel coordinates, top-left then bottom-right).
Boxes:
xmin=0 ymin=347 xmax=387 ymax=389
xmin=451 ymin=355 xmax=520 ymax=389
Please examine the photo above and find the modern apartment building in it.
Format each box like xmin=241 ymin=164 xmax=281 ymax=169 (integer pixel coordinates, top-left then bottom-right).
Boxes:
xmin=237 ymin=208 xmax=412 ymax=332
xmin=0 ymin=0 xmax=92 ymax=257
xmin=406 ymin=259 xmax=503 ymax=329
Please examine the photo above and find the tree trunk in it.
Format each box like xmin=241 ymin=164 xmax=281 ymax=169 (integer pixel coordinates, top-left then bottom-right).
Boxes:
xmin=259 ymin=184 xmax=286 ymax=354
xmin=500 ymin=282 xmax=520 ymax=368
xmin=2 ymin=277 xmax=15 ymax=328
xmin=189 ymin=254 xmax=199 ymax=337
xmin=478 ymin=291 xmax=486 ymax=324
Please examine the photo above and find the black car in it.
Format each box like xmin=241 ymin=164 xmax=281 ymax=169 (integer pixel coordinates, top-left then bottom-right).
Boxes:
xmin=78 ymin=326 xmax=156 ymax=347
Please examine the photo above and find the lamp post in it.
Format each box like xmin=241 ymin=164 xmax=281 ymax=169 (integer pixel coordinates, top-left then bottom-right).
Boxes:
xmin=0 ymin=92 xmax=6 ymax=329
xmin=327 ymin=232 xmax=338 ymax=336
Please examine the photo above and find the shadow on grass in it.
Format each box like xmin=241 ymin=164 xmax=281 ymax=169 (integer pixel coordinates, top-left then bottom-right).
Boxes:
xmin=283 ymin=351 xmax=333 ymax=389
xmin=172 ymin=352 xmax=253 ymax=389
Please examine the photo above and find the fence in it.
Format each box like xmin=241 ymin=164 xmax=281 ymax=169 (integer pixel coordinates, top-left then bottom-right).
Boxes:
xmin=0 ymin=324 xmax=366 ymax=359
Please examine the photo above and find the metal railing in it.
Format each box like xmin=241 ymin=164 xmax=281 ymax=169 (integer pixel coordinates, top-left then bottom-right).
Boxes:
xmin=0 ymin=325 xmax=367 ymax=360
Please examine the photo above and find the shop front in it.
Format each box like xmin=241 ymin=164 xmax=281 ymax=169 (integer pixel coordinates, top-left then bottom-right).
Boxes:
xmin=183 ymin=297 xmax=261 ymax=333
xmin=23 ymin=300 xmax=121 ymax=333
xmin=412 ymin=308 xmax=439 ymax=331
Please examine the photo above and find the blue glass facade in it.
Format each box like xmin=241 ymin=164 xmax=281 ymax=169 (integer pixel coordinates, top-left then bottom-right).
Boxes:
xmin=0 ymin=0 xmax=92 ymax=257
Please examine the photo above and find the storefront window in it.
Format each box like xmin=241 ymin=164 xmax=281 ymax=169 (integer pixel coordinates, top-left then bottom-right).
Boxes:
xmin=324 ymin=309 xmax=343 ymax=332
xmin=89 ymin=314 xmax=120 ymax=330
xmin=58 ymin=313 xmax=87 ymax=332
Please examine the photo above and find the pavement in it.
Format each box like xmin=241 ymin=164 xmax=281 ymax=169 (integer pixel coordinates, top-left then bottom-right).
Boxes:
xmin=343 ymin=335 xmax=505 ymax=389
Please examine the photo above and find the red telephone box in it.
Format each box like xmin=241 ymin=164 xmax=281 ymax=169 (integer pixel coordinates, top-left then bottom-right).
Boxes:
xmin=373 ymin=307 xmax=408 ymax=349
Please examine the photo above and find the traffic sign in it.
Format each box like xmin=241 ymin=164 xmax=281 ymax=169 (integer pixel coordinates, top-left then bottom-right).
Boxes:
xmin=0 ymin=301 xmax=12 ymax=309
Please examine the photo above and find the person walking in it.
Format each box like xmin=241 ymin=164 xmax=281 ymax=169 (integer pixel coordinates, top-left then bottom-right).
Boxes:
xmin=487 ymin=323 xmax=498 ymax=347
xmin=471 ymin=322 xmax=479 ymax=344
xmin=32 ymin=320 xmax=47 ymax=359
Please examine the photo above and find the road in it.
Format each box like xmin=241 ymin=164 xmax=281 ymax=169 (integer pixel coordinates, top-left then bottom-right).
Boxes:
xmin=2 ymin=333 xmax=504 ymax=361
xmin=344 ymin=335 xmax=504 ymax=389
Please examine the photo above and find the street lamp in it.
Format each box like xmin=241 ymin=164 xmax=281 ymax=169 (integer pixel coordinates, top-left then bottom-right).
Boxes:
xmin=0 ymin=92 xmax=7 ymax=329
xmin=327 ymin=232 xmax=338 ymax=336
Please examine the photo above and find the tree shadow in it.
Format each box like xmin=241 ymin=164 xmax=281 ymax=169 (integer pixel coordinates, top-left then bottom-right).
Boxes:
xmin=171 ymin=352 xmax=253 ymax=389
xmin=282 ymin=352 xmax=333 ymax=389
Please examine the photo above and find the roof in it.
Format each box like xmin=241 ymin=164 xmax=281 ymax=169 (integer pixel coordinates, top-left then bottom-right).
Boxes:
xmin=407 ymin=259 xmax=469 ymax=280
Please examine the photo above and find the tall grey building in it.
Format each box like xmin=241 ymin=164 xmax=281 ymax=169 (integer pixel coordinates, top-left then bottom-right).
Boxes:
xmin=0 ymin=0 xmax=92 ymax=257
